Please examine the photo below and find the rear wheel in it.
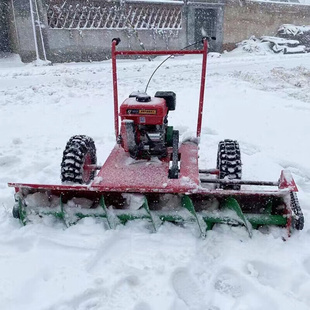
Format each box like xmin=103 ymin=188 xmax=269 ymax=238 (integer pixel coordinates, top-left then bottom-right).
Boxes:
xmin=217 ymin=139 xmax=242 ymax=190
xmin=61 ymin=135 xmax=97 ymax=184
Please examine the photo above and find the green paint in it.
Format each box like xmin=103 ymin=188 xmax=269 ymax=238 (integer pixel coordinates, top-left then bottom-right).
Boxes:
xmin=14 ymin=193 xmax=289 ymax=238
xmin=100 ymin=195 xmax=112 ymax=229
xmin=182 ymin=195 xmax=207 ymax=238
xmin=166 ymin=126 xmax=174 ymax=146
xmin=221 ymin=197 xmax=253 ymax=238
xmin=142 ymin=197 xmax=157 ymax=232
xmin=18 ymin=198 xmax=27 ymax=226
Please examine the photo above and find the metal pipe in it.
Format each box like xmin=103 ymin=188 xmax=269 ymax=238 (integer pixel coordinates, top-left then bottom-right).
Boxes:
xmin=33 ymin=0 xmax=48 ymax=61
xmin=197 ymin=38 xmax=208 ymax=138
xmin=199 ymin=169 xmax=219 ymax=175
xmin=29 ymin=0 xmax=40 ymax=61
xmin=200 ymin=178 xmax=279 ymax=187
xmin=114 ymin=50 xmax=205 ymax=56
xmin=111 ymin=39 xmax=119 ymax=140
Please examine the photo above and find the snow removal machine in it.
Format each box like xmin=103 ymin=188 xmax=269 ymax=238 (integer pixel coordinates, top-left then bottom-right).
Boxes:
xmin=9 ymin=38 xmax=304 ymax=237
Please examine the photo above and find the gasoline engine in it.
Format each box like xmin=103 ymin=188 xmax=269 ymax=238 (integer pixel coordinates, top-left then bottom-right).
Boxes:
xmin=119 ymin=91 xmax=177 ymax=159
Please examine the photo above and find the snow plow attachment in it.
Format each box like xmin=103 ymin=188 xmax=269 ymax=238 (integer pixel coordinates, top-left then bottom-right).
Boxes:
xmin=8 ymin=167 xmax=304 ymax=237
xmin=8 ymin=38 xmax=304 ymax=237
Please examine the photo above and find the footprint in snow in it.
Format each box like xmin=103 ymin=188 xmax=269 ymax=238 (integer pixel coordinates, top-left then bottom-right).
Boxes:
xmin=105 ymin=275 xmax=140 ymax=310
xmin=246 ymin=261 xmax=283 ymax=289
xmin=133 ymin=301 xmax=152 ymax=310
xmin=213 ymin=269 xmax=244 ymax=298
xmin=171 ymin=267 xmax=207 ymax=310
xmin=0 ymin=155 xmax=21 ymax=167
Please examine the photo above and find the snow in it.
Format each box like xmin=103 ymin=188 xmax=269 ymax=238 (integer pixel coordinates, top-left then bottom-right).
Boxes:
xmin=278 ymin=24 xmax=310 ymax=36
xmin=1 ymin=50 xmax=310 ymax=309
xmin=253 ymin=0 xmax=310 ymax=5
xmin=232 ymin=35 xmax=307 ymax=55
xmin=261 ymin=36 xmax=300 ymax=46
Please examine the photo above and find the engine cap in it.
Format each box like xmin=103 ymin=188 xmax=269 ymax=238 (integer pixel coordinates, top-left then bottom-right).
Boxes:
xmin=136 ymin=93 xmax=151 ymax=102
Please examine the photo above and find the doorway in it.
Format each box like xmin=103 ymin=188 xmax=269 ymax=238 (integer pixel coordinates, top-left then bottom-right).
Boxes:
xmin=194 ymin=8 xmax=217 ymax=51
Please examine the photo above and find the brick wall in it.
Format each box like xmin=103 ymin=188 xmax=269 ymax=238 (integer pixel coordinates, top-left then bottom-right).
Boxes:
xmin=223 ymin=0 xmax=310 ymax=51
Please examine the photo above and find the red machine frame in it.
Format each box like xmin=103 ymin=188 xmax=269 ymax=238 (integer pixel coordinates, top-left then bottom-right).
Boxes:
xmin=111 ymin=38 xmax=208 ymax=140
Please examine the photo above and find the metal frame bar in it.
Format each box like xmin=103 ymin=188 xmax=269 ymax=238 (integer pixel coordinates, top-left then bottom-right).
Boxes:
xmin=111 ymin=38 xmax=208 ymax=140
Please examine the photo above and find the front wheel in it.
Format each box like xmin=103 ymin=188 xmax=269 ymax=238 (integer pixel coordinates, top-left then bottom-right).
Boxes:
xmin=61 ymin=135 xmax=97 ymax=184
xmin=217 ymin=139 xmax=242 ymax=190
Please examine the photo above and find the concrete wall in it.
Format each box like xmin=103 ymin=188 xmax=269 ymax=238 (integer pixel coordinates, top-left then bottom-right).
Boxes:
xmin=45 ymin=25 xmax=186 ymax=63
xmin=223 ymin=0 xmax=310 ymax=50
xmin=13 ymin=0 xmax=190 ymax=63
xmin=9 ymin=0 xmax=38 ymax=61
xmin=9 ymin=0 xmax=224 ymax=63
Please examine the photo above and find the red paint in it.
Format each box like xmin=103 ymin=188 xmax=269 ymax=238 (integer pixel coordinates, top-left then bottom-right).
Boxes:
xmin=119 ymin=97 xmax=168 ymax=125
xmin=92 ymin=142 xmax=200 ymax=193
xmin=197 ymin=39 xmax=208 ymax=138
xmin=279 ymin=170 xmax=298 ymax=191
xmin=112 ymin=39 xmax=119 ymax=140
xmin=115 ymin=50 xmax=205 ymax=56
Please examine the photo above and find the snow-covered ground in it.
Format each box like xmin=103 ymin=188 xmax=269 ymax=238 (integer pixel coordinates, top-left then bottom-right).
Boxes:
xmin=0 ymin=49 xmax=310 ymax=310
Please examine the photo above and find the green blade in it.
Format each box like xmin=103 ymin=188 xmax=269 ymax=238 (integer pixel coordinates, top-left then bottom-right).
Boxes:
xmin=142 ymin=197 xmax=157 ymax=232
xmin=221 ymin=197 xmax=253 ymax=238
xmin=182 ymin=195 xmax=207 ymax=238
xmin=100 ymin=195 xmax=113 ymax=229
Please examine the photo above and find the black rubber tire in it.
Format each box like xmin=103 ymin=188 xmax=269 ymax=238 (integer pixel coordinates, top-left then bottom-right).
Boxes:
xmin=290 ymin=192 xmax=304 ymax=230
xmin=217 ymin=139 xmax=242 ymax=190
xmin=12 ymin=204 xmax=20 ymax=219
xmin=61 ymin=135 xmax=97 ymax=184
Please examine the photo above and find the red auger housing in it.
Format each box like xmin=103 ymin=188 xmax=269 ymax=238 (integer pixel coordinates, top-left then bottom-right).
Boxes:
xmin=119 ymin=91 xmax=176 ymax=159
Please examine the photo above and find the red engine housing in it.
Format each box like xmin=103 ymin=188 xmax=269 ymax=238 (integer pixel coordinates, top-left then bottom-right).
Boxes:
xmin=119 ymin=96 xmax=168 ymax=125
xmin=119 ymin=94 xmax=169 ymax=158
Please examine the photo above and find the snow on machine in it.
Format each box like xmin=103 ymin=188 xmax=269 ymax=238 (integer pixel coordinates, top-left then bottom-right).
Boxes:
xmin=8 ymin=38 xmax=304 ymax=237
